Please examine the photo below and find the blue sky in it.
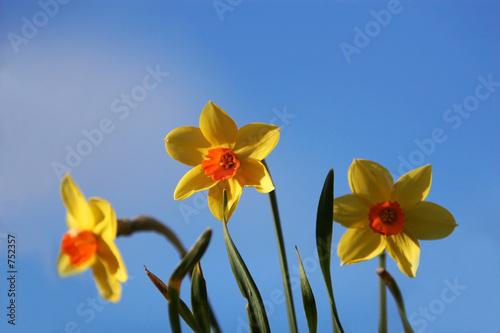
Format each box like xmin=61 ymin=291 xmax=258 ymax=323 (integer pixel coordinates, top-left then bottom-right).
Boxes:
xmin=0 ymin=0 xmax=499 ymax=332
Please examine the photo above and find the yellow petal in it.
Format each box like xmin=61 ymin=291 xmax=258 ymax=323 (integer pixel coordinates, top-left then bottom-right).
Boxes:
xmin=334 ymin=194 xmax=370 ymax=228
xmin=164 ymin=126 xmax=212 ymax=167
xmin=60 ymin=174 xmax=94 ymax=230
xmin=89 ymin=198 xmax=116 ymax=242
xmin=237 ymin=159 xmax=275 ymax=193
xmin=56 ymin=251 xmax=95 ymax=277
xmin=199 ymin=101 xmax=238 ymax=148
xmin=233 ymin=123 xmax=280 ymax=160
xmin=404 ymin=202 xmax=457 ymax=240
xmin=96 ymin=238 xmax=128 ymax=282
xmin=393 ymin=164 xmax=432 ymax=210
xmin=348 ymin=159 xmax=394 ymax=204
xmin=174 ymin=166 xmax=217 ymax=200
xmin=386 ymin=231 xmax=420 ymax=278
xmin=208 ymin=178 xmax=243 ymax=222
xmin=92 ymin=258 xmax=122 ymax=302
xmin=337 ymin=227 xmax=385 ymax=265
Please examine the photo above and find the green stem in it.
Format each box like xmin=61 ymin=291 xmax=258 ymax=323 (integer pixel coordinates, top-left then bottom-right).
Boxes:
xmin=263 ymin=160 xmax=298 ymax=333
xmin=379 ymin=251 xmax=387 ymax=333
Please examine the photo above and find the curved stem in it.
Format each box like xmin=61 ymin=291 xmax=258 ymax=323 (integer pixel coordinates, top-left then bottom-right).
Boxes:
xmin=263 ymin=160 xmax=298 ymax=333
xmin=117 ymin=215 xmax=187 ymax=257
xmin=379 ymin=251 xmax=387 ymax=333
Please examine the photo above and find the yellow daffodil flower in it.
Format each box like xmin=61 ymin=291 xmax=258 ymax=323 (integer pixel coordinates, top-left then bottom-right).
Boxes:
xmin=165 ymin=101 xmax=280 ymax=221
xmin=334 ymin=159 xmax=457 ymax=277
xmin=57 ymin=174 xmax=127 ymax=302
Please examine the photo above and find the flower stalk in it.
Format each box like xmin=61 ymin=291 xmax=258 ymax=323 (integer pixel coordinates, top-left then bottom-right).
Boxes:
xmin=379 ymin=251 xmax=387 ymax=333
xmin=117 ymin=215 xmax=187 ymax=257
xmin=263 ymin=160 xmax=298 ymax=333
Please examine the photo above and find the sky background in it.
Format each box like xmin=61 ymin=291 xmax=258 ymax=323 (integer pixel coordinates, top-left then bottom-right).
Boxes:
xmin=1 ymin=0 xmax=499 ymax=332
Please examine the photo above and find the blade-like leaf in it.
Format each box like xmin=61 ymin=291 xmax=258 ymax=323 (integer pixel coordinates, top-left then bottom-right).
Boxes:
xmin=167 ymin=287 xmax=184 ymax=333
xmin=191 ymin=263 xmax=210 ymax=333
xmin=168 ymin=228 xmax=212 ymax=333
xmin=144 ymin=266 xmax=201 ymax=333
xmin=377 ymin=268 xmax=415 ymax=333
xmin=316 ymin=169 xmax=343 ymax=333
xmin=296 ymin=246 xmax=317 ymax=333
xmin=170 ymin=228 xmax=212 ymax=284
xmin=145 ymin=265 xmax=168 ymax=298
xmin=222 ymin=190 xmax=270 ymax=333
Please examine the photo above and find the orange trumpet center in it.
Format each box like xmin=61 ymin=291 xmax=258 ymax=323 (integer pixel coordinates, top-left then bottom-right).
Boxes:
xmin=61 ymin=229 xmax=98 ymax=266
xmin=368 ymin=201 xmax=405 ymax=236
xmin=201 ymin=147 xmax=240 ymax=182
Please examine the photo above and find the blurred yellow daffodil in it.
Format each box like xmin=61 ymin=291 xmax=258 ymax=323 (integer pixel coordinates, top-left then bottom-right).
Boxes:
xmin=165 ymin=101 xmax=280 ymax=221
xmin=57 ymin=174 xmax=127 ymax=302
xmin=334 ymin=159 xmax=457 ymax=277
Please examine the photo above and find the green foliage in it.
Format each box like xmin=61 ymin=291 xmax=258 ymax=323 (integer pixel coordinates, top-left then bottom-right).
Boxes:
xmin=167 ymin=228 xmax=212 ymax=333
xmin=296 ymin=246 xmax=318 ymax=333
xmin=191 ymin=263 xmax=210 ymax=333
xmin=144 ymin=266 xmax=201 ymax=332
xmin=222 ymin=190 xmax=270 ymax=333
xmin=316 ymin=169 xmax=344 ymax=333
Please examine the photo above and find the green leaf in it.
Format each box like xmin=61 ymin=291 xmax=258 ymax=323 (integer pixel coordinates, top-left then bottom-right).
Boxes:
xmin=168 ymin=228 xmax=212 ymax=333
xmin=377 ymin=268 xmax=415 ymax=333
xmin=144 ymin=266 xmax=201 ymax=333
xmin=222 ymin=190 xmax=270 ymax=333
xmin=296 ymin=246 xmax=317 ymax=333
xmin=167 ymin=287 xmax=184 ymax=333
xmin=191 ymin=263 xmax=210 ymax=333
xmin=316 ymin=169 xmax=343 ymax=333
xmin=170 ymin=228 xmax=212 ymax=284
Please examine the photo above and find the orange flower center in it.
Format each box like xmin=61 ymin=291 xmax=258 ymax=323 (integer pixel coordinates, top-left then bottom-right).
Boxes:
xmin=201 ymin=147 xmax=240 ymax=182
xmin=368 ymin=201 xmax=405 ymax=236
xmin=61 ymin=229 xmax=98 ymax=266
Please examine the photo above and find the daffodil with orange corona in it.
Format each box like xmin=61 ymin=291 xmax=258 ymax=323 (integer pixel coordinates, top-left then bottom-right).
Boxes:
xmin=334 ymin=159 xmax=457 ymax=277
xmin=57 ymin=174 xmax=127 ymax=302
xmin=165 ymin=101 xmax=280 ymax=221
